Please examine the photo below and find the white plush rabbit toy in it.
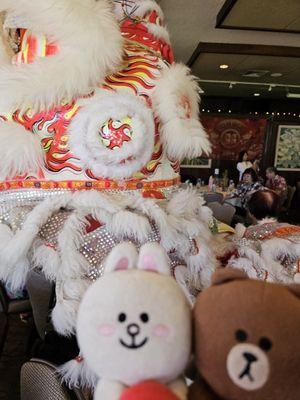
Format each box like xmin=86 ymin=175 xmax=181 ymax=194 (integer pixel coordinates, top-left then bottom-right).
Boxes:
xmin=77 ymin=242 xmax=191 ymax=400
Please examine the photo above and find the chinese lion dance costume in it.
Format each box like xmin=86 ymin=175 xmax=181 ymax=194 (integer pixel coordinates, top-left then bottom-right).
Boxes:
xmin=0 ymin=0 xmax=214 ymax=386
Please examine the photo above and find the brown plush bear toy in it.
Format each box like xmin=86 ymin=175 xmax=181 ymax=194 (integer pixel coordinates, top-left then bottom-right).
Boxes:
xmin=189 ymin=268 xmax=300 ymax=400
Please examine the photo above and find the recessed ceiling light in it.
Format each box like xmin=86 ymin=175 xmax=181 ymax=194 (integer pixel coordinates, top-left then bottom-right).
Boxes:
xmin=254 ymin=93 xmax=261 ymax=97
xmin=270 ymin=73 xmax=283 ymax=77
xmin=287 ymin=93 xmax=300 ymax=99
xmin=220 ymin=64 xmax=229 ymax=69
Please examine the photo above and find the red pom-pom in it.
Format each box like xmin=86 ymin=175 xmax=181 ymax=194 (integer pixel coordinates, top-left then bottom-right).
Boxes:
xmin=120 ymin=381 xmax=180 ymax=400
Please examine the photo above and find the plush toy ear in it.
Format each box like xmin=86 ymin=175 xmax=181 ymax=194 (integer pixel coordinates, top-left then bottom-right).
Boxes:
xmin=137 ymin=243 xmax=170 ymax=276
xmin=287 ymin=284 xmax=300 ymax=299
xmin=212 ymin=267 xmax=248 ymax=286
xmin=105 ymin=242 xmax=138 ymax=274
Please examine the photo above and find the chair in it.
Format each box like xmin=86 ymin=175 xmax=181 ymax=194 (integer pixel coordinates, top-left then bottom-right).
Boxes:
xmin=26 ymin=270 xmax=55 ymax=340
xmin=207 ymin=202 xmax=236 ymax=226
xmin=281 ymin=186 xmax=296 ymax=213
xmin=203 ymin=192 xmax=224 ymax=204
xmin=0 ymin=283 xmax=31 ymax=315
xmin=21 ymin=359 xmax=89 ymax=400
xmin=0 ymin=312 xmax=7 ymax=355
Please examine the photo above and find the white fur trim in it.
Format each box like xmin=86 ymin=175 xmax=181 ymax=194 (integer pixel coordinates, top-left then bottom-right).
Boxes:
xmin=153 ymin=63 xmax=211 ymax=160
xmin=0 ymin=0 xmax=123 ymax=112
xmin=69 ymin=92 xmax=155 ymax=179
xmin=146 ymin=23 xmax=170 ymax=43
xmin=137 ymin=242 xmax=170 ymax=275
xmin=108 ymin=210 xmax=151 ymax=242
xmin=113 ymin=0 xmax=170 ymax=43
xmin=114 ymin=0 xmax=165 ymax=23
xmin=32 ymin=244 xmax=60 ymax=282
xmin=0 ymin=194 xmax=73 ymax=289
xmin=261 ymin=238 xmax=299 ymax=283
xmin=232 ymin=233 xmax=300 ymax=284
xmin=59 ymin=355 xmax=98 ymax=389
xmin=131 ymin=0 xmax=165 ymax=20
xmin=187 ymin=238 xmax=216 ymax=289
xmin=57 ymin=211 xmax=90 ymax=279
xmin=0 ymin=121 xmax=43 ymax=179
xmin=128 ymin=195 xmax=179 ymax=251
xmin=0 ymin=25 xmax=10 ymax=64
xmin=52 ymin=278 xmax=90 ymax=336
xmin=230 ymin=257 xmax=262 ymax=280
xmin=70 ymin=191 xmax=152 ymax=242
xmin=105 ymin=242 xmax=137 ymax=273
xmin=234 ymin=223 xmax=247 ymax=238
xmin=161 ymin=118 xmax=211 ymax=161
xmin=0 ymin=223 xmax=14 ymax=281
xmin=174 ymin=265 xmax=196 ymax=306
xmin=258 ymin=218 xmax=277 ymax=225
xmin=294 ymin=273 xmax=300 ymax=284
xmin=0 ymin=189 xmax=216 ymax=335
xmin=167 ymin=189 xmax=205 ymax=219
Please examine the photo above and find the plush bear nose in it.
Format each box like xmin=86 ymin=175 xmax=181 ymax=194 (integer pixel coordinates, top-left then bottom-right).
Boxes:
xmin=127 ymin=323 xmax=140 ymax=337
xmin=243 ymin=352 xmax=258 ymax=363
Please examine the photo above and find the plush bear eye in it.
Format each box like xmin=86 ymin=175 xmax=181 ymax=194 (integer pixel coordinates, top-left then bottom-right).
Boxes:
xmin=140 ymin=313 xmax=149 ymax=323
xmin=235 ymin=329 xmax=248 ymax=342
xmin=259 ymin=337 xmax=273 ymax=351
xmin=118 ymin=313 xmax=127 ymax=323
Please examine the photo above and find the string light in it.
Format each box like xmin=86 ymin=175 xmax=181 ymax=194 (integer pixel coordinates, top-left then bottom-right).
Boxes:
xmin=199 ymin=109 xmax=300 ymax=117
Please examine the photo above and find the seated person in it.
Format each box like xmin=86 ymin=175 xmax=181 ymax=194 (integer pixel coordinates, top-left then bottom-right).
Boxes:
xmin=227 ymin=190 xmax=300 ymax=283
xmin=226 ymin=168 xmax=264 ymax=214
xmin=248 ymin=189 xmax=279 ymax=222
xmin=265 ymin=166 xmax=287 ymax=204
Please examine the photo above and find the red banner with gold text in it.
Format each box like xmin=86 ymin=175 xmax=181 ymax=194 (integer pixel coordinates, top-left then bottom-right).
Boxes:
xmin=201 ymin=117 xmax=267 ymax=161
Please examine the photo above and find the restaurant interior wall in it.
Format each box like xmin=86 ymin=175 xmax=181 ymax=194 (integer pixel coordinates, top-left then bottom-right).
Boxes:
xmin=181 ymin=96 xmax=300 ymax=187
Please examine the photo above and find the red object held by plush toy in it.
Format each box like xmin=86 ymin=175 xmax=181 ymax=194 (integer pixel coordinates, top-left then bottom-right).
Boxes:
xmin=120 ymin=381 xmax=180 ymax=400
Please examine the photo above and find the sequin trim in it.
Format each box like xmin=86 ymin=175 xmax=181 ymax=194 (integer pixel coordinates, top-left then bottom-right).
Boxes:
xmin=0 ymin=177 xmax=180 ymax=192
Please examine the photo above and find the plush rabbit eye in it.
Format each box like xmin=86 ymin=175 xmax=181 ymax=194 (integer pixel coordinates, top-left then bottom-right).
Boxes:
xmin=118 ymin=313 xmax=127 ymax=323
xmin=140 ymin=313 xmax=149 ymax=323
xmin=235 ymin=329 xmax=248 ymax=342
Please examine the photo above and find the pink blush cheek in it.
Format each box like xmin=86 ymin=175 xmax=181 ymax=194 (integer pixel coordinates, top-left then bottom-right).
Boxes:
xmin=152 ymin=324 xmax=170 ymax=338
xmin=99 ymin=324 xmax=117 ymax=337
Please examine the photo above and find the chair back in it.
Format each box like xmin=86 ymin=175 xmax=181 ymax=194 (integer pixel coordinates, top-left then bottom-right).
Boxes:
xmin=203 ymin=192 xmax=224 ymax=204
xmin=0 ymin=312 xmax=7 ymax=354
xmin=285 ymin=186 xmax=296 ymax=210
xmin=207 ymin=202 xmax=236 ymax=225
xmin=21 ymin=359 xmax=87 ymax=400
xmin=0 ymin=282 xmax=31 ymax=315
xmin=26 ymin=270 xmax=54 ymax=339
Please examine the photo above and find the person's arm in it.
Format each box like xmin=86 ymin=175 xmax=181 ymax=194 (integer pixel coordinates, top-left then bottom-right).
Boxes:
xmin=245 ymin=183 xmax=263 ymax=198
xmin=237 ymin=162 xmax=243 ymax=174
xmin=276 ymin=176 xmax=287 ymax=194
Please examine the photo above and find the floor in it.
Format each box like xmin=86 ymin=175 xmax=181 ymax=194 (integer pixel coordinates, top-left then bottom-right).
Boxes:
xmin=0 ymin=314 xmax=32 ymax=400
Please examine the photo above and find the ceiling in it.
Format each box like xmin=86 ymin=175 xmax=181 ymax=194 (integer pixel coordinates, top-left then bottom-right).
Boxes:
xmin=159 ymin=0 xmax=300 ymax=99
xmin=217 ymin=0 xmax=300 ymax=33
